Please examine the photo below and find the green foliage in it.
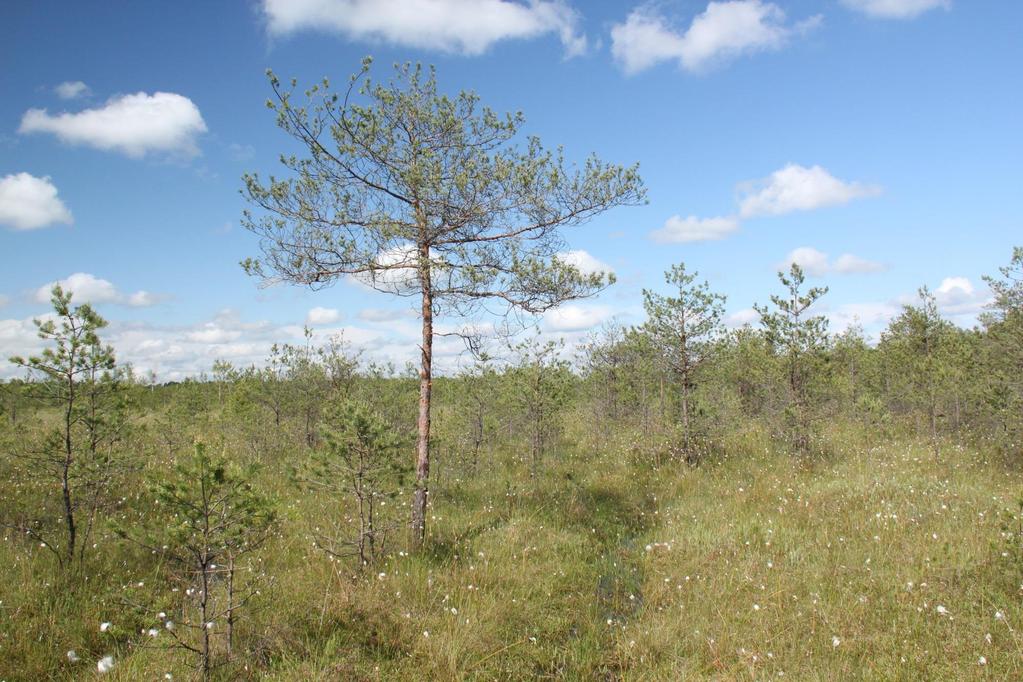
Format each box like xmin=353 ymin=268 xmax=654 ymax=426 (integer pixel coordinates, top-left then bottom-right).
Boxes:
xmin=6 ymin=285 xmax=128 ymax=569
xmin=241 ymin=58 xmax=645 ymax=546
xmin=299 ymin=398 xmax=406 ymax=566
xmin=996 ymin=498 xmax=1023 ymax=589
xmin=641 ymin=262 xmax=726 ymax=463
xmin=139 ymin=442 xmax=275 ymax=678
xmin=508 ymin=337 xmax=573 ymax=475
xmin=149 ymin=443 xmax=275 ymax=556
xmin=755 ymin=264 xmax=830 ymax=453
xmin=982 ymin=248 xmax=1023 ymax=458
xmin=880 ymin=287 xmax=958 ymax=456
xmin=241 ymin=59 xmax=643 ymax=313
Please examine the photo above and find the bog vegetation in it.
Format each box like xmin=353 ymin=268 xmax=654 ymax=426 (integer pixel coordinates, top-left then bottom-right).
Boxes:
xmin=2 ymin=63 xmax=1022 ymax=680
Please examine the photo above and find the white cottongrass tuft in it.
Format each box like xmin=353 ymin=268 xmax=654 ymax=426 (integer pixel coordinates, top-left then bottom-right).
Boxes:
xmin=66 ymin=650 xmax=79 ymax=663
xmin=832 ymin=636 xmax=841 ymax=648
xmin=100 ymin=621 xmax=112 ymax=632
xmin=97 ymin=655 xmax=115 ymax=673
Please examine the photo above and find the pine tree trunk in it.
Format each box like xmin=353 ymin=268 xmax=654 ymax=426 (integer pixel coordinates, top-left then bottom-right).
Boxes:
xmin=680 ymin=376 xmax=692 ymax=463
xmin=411 ymin=245 xmax=433 ymax=550
xmin=62 ymin=373 xmax=76 ymax=567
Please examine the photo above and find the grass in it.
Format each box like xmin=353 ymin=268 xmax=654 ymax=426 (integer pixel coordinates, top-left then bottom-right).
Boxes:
xmin=2 ymin=420 xmax=1022 ymax=679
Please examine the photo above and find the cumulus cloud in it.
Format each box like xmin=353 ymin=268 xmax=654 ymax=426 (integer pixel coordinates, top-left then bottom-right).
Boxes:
xmin=833 ymin=253 xmax=886 ymax=274
xmin=649 ymin=214 xmax=739 ymax=243
xmin=262 ymin=0 xmax=587 ymax=57
xmin=306 ymin=306 xmax=342 ymax=325
xmin=726 ymin=307 xmax=759 ymax=327
xmin=0 ymin=173 xmax=73 ymax=231
xmin=0 ymin=305 xmax=413 ymax=381
xmin=19 ymin=91 xmax=207 ymax=158
xmin=611 ymin=0 xmax=820 ymax=74
xmin=54 ymin=81 xmax=90 ymax=100
xmin=841 ymin=0 xmax=950 ymax=19
xmin=827 ymin=301 xmax=901 ymax=334
xmin=186 ymin=325 xmax=243 ymax=344
xmin=738 ymin=164 xmax=881 ymax=218
xmin=554 ymin=250 xmax=614 ymax=276
xmin=782 ymin=246 xmax=830 ymax=276
xmin=651 ymin=164 xmax=878 ymax=246
xmin=349 ymin=243 xmax=424 ymax=294
xmin=358 ymin=307 xmax=414 ymax=322
xmin=781 ymin=246 xmax=885 ymax=276
xmin=933 ymin=276 xmax=990 ymax=316
xmin=34 ymin=273 xmax=161 ymax=308
xmin=542 ymin=303 xmax=613 ymax=332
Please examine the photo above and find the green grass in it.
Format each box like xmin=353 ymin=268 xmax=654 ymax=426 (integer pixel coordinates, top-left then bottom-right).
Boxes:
xmin=2 ymin=422 xmax=1022 ymax=679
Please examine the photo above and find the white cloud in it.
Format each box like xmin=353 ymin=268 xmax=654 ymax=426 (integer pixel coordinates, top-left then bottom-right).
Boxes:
xmin=1 ymin=307 xmax=404 ymax=381
xmin=841 ymin=0 xmax=950 ymax=20
xmin=650 ymin=214 xmax=740 ymax=243
xmin=350 ymin=243 xmax=423 ymax=294
xmin=827 ymin=301 xmax=900 ymax=334
xmin=34 ymin=273 xmax=160 ymax=308
xmin=54 ymin=81 xmax=90 ymax=100
xmin=0 ymin=294 xmax=9 ymax=308
xmin=19 ymin=92 xmax=207 ymax=159
xmin=263 ymin=0 xmax=587 ymax=57
xmin=738 ymin=164 xmax=881 ymax=218
xmin=358 ymin=307 xmax=414 ymax=322
xmin=554 ymin=250 xmax=614 ymax=276
xmin=781 ymin=247 xmax=885 ymax=276
xmin=186 ymin=324 xmax=244 ymax=344
xmin=833 ymin=253 xmax=885 ymax=274
xmin=542 ymin=303 xmax=613 ymax=332
xmin=306 ymin=306 xmax=341 ymax=325
xmin=783 ymin=246 xmax=830 ymax=277
xmin=726 ymin=307 xmax=759 ymax=327
xmin=0 ymin=173 xmax=73 ymax=231
xmin=126 ymin=291 xmax=159 ymax=307
xmin=611 ymin=1 xmax=820 ymax=74
xmin=933 ymin=276 xmax=990 ymax=316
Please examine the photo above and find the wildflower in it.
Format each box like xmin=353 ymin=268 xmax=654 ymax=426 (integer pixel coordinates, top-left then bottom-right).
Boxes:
xmin=67 ymin=650 xmax=79 ymax=663
xmin=97 ymin=655 xmax=115 ymax=674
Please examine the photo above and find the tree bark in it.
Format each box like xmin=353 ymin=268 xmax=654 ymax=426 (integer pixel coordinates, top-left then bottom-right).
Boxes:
xmin=680 ymin=375 xmax=691 ymax=462
xmin=62 ymin=368 xmax=76 ymax=567
xmin=411 ymin=243 xmax=433 ymax=549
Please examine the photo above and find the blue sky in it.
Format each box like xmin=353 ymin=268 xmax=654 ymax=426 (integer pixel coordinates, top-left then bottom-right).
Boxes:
xmin=1 ymin=0 xmax=1020 ymax=379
